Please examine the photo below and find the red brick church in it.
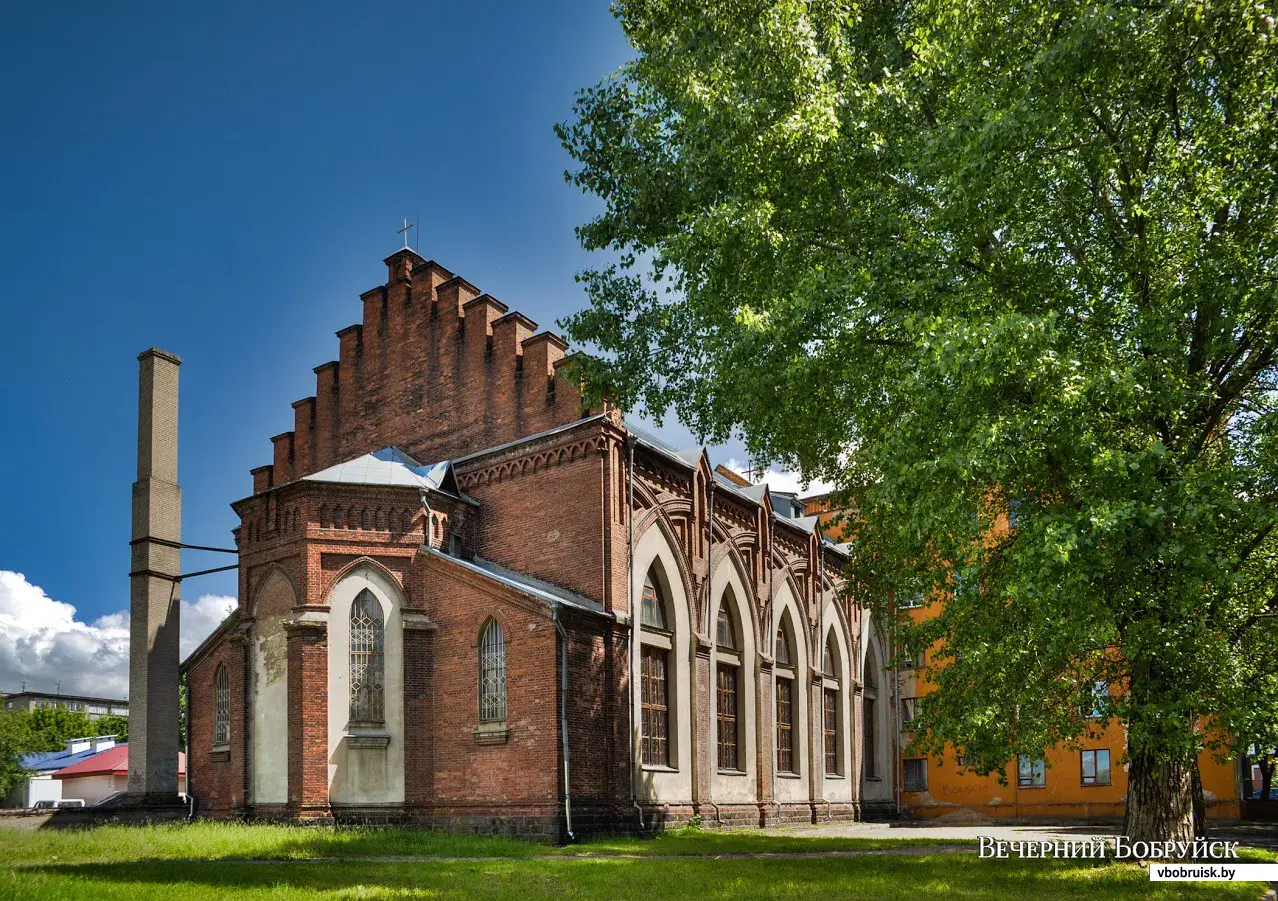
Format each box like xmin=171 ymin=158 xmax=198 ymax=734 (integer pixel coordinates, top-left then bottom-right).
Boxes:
xmin=183 ymin=247 xmax=889 ymax=838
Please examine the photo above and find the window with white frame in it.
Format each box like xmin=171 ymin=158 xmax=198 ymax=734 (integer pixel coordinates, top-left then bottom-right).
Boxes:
xmin=899 ymin=592 xmax=925 ymax=609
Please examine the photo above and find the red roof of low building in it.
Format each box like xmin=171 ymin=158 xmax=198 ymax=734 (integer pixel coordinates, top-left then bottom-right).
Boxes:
xmin=51 ymin=744 xmax=185 ymax=779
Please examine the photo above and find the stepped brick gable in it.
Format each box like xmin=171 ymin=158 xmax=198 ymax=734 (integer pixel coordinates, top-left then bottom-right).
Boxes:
xmin=252 ymin=248 xmax=587 ymax=494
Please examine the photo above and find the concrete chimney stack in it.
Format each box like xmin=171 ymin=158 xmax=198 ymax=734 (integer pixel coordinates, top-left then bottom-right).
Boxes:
xmin=127 ymin=348 xmax=182 ymax=802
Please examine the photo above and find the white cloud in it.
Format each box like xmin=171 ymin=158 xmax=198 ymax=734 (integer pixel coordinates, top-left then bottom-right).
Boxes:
xmin=721 ymin=459 xmax=837 ymax=497
xmin=0 ymin=570 xmax=235 ymax=700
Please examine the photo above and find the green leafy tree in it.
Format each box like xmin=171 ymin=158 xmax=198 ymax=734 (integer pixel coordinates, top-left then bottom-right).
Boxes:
xmin=0 ymin=707 xmax=35 ymax=801
xmin=26 ymin=707 xmax=96 ymax=753
xmin=558 ymin=0 xmax=1278 ymax=842
xmin=93 ymin=714 xmax=129 ymax=744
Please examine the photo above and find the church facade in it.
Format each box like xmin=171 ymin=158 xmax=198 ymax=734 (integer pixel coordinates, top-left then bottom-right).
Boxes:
xmin=183 ymin=248 xmax=894 ymax=839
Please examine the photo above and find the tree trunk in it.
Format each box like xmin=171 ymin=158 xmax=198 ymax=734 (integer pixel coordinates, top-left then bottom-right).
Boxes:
xmin=1124 ymin=747 xmax=1195 ymax=845
xmin=1261 ymin=754 xmax=1275 ymax=802
xmin=1190 ymin=756 xmax=1207 ymax=839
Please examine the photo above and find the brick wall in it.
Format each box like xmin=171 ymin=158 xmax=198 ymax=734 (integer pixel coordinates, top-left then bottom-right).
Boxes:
xmin=248 ymin=249 xmax=590 ymax=490
xmin=415 ymin=555 xmax=560 ymax=810
xmin=286 ymin=624 xmax=328 ymax=816
xmin=562 ymin=613 xmax=628 ymax=805
xmin=186 ymin=631 xmax=247 ymax=815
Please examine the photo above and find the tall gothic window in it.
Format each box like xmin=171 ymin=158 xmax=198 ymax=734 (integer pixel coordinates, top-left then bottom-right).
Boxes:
xmin=640 ymin=567 xmax=673 ymax=767
xmin=640 ymin=647 xmax=669 ymax=766
xmin=776 ymin=678 xmax=794 ymax=774
xmin=479 ymin=619 xmax=507 ymax=722
xmin=213 ymin=664 xmax=230 ymax=747
xmin=863 ymin=645 xmax=879 ymax=778
xmin=823 ymin=631 xmax=842 ymax=775
xmin=775 ymin=610 xmax=797 ymax=774
xmin=716 ymin=595 xmax=741 ymax=771
xmin=349 ymin=589 xmax=385 ymax=723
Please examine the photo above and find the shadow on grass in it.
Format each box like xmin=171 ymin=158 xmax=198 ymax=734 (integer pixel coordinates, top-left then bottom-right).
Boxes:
xmin=8 ymin=852 xmax=1263 ymax=900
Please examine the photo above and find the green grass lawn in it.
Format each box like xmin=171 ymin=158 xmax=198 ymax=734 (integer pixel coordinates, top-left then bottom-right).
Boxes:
xmin=0 ymin=822 xmax=1272 ymax=900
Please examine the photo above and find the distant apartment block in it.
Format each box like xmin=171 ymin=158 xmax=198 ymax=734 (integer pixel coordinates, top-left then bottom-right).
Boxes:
xmin=2 ymin=690 xmax=129 ymax=720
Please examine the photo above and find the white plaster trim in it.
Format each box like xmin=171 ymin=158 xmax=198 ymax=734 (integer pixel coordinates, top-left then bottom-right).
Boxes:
xmin=772 ymin=582 xmax=809 ymax=802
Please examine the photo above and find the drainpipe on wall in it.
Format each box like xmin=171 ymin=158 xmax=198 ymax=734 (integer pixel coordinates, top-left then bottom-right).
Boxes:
xmin=418 ymin=490 xmax=434 ymax=549
xmin=627 ymin=435 xmax=644 ymax=831
xmin=553 ymin=605 xmax=575 ymax=842
xmin=182 ymin=670 xmax=196 ymax=819
xmin=892 ymin=612 xmax=902 ymax=817
xmin=769 ymin=540 xmax=777 ymax=821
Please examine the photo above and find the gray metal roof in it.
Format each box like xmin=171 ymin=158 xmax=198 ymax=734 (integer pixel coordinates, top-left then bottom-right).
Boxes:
xmin=768 ymin=512 xmax=813 ymax=534
xmin=303 ymin=446 xmax=475 ymax=504
xmin=451 ymin=414 xmax=609 ymax=465
xmin=624 ymin=420 xmax=699 ymax=471
xmin=304 ymin=447 xmax=446 ymax=488
xmin=421 ymin=546 xmax=611 ymax=619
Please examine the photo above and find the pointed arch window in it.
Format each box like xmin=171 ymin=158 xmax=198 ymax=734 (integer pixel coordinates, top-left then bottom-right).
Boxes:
xmin=823 ymin=630 xmax=843 ymax=776
xmin=212 ymin=664 xmax=230 ymax=748
xmin=640 ymin=568 xmax=673 ymax=767
xmin=716 ymin=602 xmax=738 ymax=651
xmin=863 ymin=644 xmax=879 ymax=778
xmin=716 ymin=592 xmax=742 ymax=772
xmin=349 ymin=590 xmax=385 ymax=724
xmin=774 ymin=615 xmax=793 ymax=667
xmin=775 ymin=610 xmax=798 ymax=774
xmin=823 ymin=632 xmax=840 ymax=679
xmin=479 ymin=619 xmax=507 ymax=723
xmin=641 ymin=575 xmax=667 ymax=630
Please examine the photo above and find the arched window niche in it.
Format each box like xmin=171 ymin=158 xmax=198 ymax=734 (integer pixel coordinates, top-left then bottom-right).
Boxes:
xmin=631 ymin=526 xmax=693 ymax=803
xmin=822 ymin=628 xmax=845 ymax=777
xmin=715 ymin=593 xmax=742 ymax=772
xmin=709 ymin=555 xmax=757 ymax=801
xmin=326 ymin=565 xmax=405 ymax=806
xmin=863 ymin=642 xmax=880 ymax=779
xmin=773 ymin=609 xmax=798 ymax=775
xmin=860 ymin=625 xmax=895 ymax=805
xmin=639 ymin=566 xmax=674 ymax=768
xmin=772 ymin=583 xmax=809 ymax=801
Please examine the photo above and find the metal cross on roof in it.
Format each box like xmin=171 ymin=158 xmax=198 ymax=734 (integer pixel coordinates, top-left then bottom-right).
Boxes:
xmin=397 ymin=217 xmax=415 ymax=249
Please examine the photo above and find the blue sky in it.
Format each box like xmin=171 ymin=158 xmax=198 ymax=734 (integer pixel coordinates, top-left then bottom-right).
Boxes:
xmin=0 ymin=2 xmax=821 ymax=695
